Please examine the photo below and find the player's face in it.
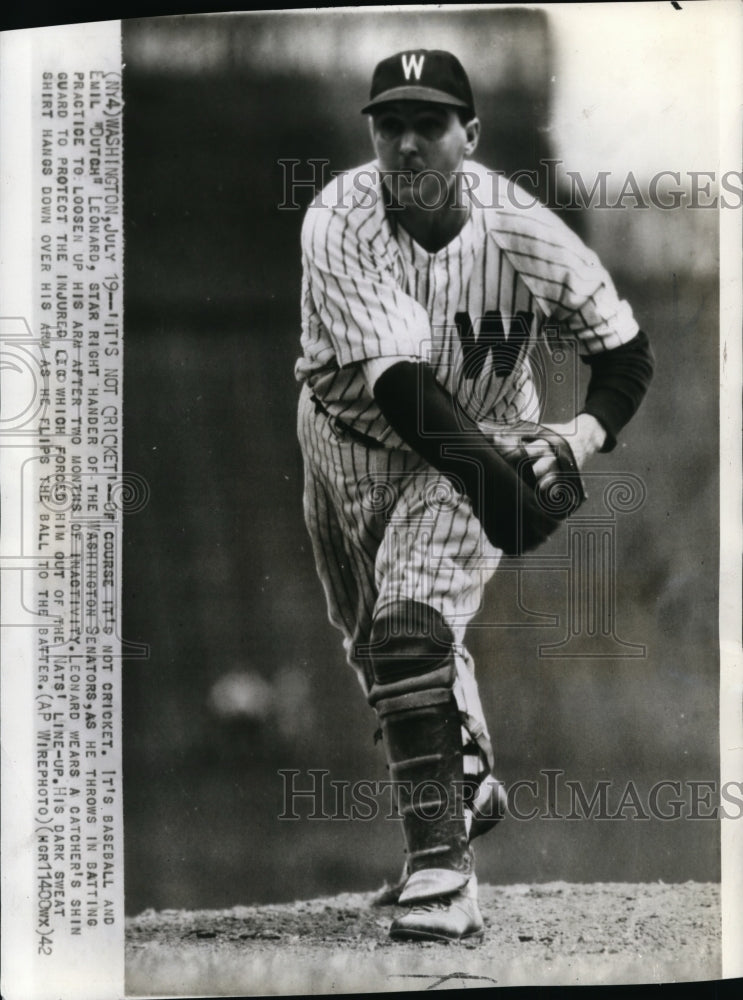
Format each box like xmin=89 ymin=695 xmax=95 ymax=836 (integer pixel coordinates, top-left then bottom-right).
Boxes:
xmin=370 ymin=101 xmax=480 ymax=209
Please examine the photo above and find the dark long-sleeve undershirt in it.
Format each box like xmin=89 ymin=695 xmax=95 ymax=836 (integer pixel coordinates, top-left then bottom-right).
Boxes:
xmin=373 ymin=361 xmax=555 ymax=555
xmin=580 ymin=330 xmax=655 ymax=451
xmin=372 ymin=330 xmax=654 ymax=552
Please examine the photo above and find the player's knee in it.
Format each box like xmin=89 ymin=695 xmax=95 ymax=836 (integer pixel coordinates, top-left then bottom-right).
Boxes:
xmin=363 ymin=601 xmax=455 ymax=707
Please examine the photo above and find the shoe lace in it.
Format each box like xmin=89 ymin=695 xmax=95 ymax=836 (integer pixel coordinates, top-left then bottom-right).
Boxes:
xmin=409 ymin=896 xmax=452 ymax=914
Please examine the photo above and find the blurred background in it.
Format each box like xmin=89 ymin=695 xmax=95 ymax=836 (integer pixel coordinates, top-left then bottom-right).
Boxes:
xmin=122 ymin=5 xmax=722 ymax=915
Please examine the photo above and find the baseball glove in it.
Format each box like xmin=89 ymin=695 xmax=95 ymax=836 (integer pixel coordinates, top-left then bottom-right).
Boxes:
xmin=489 ymin=420 xmax=587 ymax=554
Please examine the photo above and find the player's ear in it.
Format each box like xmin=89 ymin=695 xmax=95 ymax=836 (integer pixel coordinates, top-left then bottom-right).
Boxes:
xmin=463 ymin=117 xmax=480 ymax=156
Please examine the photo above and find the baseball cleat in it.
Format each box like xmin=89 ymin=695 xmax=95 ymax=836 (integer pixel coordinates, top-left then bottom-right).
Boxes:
xmin=371 ymin=774 xmax=507 ymax=907
xmin=398 ymin=866 xmax=471 ymax=905
xmin=389 ymin=876 xmax=484 ymax=943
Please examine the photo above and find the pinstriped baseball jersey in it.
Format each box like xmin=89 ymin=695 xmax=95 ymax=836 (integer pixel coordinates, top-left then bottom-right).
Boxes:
xmin=295 ymin=159 xmax=638 ymax=440
xmin=296 ymin=156 xmax=639 ymax=779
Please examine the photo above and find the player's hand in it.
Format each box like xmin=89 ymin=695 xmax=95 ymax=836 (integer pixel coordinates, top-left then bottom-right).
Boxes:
xmin=525 ymin=414 xmax=606 ymax=483
xmin=483 ymin=418 xmax=592 ymax=555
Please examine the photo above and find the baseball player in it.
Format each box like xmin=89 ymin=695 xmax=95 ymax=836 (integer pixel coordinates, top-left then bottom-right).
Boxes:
xmin=295 ymin=49 xmax=654 ymax=942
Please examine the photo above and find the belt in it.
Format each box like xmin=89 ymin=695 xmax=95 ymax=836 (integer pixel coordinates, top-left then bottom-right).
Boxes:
xmin=310 ymin=393 xmax=385 ymax=450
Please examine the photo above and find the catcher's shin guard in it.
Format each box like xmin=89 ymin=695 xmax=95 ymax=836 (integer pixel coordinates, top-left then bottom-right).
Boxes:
xmin=363 ymin=601 xmax=472 ymax=901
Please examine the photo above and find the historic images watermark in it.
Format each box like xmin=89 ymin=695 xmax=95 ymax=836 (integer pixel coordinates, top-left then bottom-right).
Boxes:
xmin=278 ymin=768 xmax=743 ymax=823
xmin=277 ymin=159 xmax=743 ymax=212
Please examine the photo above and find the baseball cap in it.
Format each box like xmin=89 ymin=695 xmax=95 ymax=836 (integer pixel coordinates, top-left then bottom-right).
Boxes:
xmin=361 ymin=49 xmax=475 ymax=117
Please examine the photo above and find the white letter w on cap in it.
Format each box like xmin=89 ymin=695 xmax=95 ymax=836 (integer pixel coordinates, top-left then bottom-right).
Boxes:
xmin=401 ymin=53 xmax=425 ymax=81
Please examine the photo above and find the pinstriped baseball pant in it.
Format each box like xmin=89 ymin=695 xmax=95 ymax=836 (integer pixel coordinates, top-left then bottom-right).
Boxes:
xmin=297 ymin=382 xmax=500 ymax=771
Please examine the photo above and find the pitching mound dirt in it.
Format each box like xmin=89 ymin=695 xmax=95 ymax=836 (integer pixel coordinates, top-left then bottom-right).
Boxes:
xmin=126 ymin=881 xmax=720 ymax=995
